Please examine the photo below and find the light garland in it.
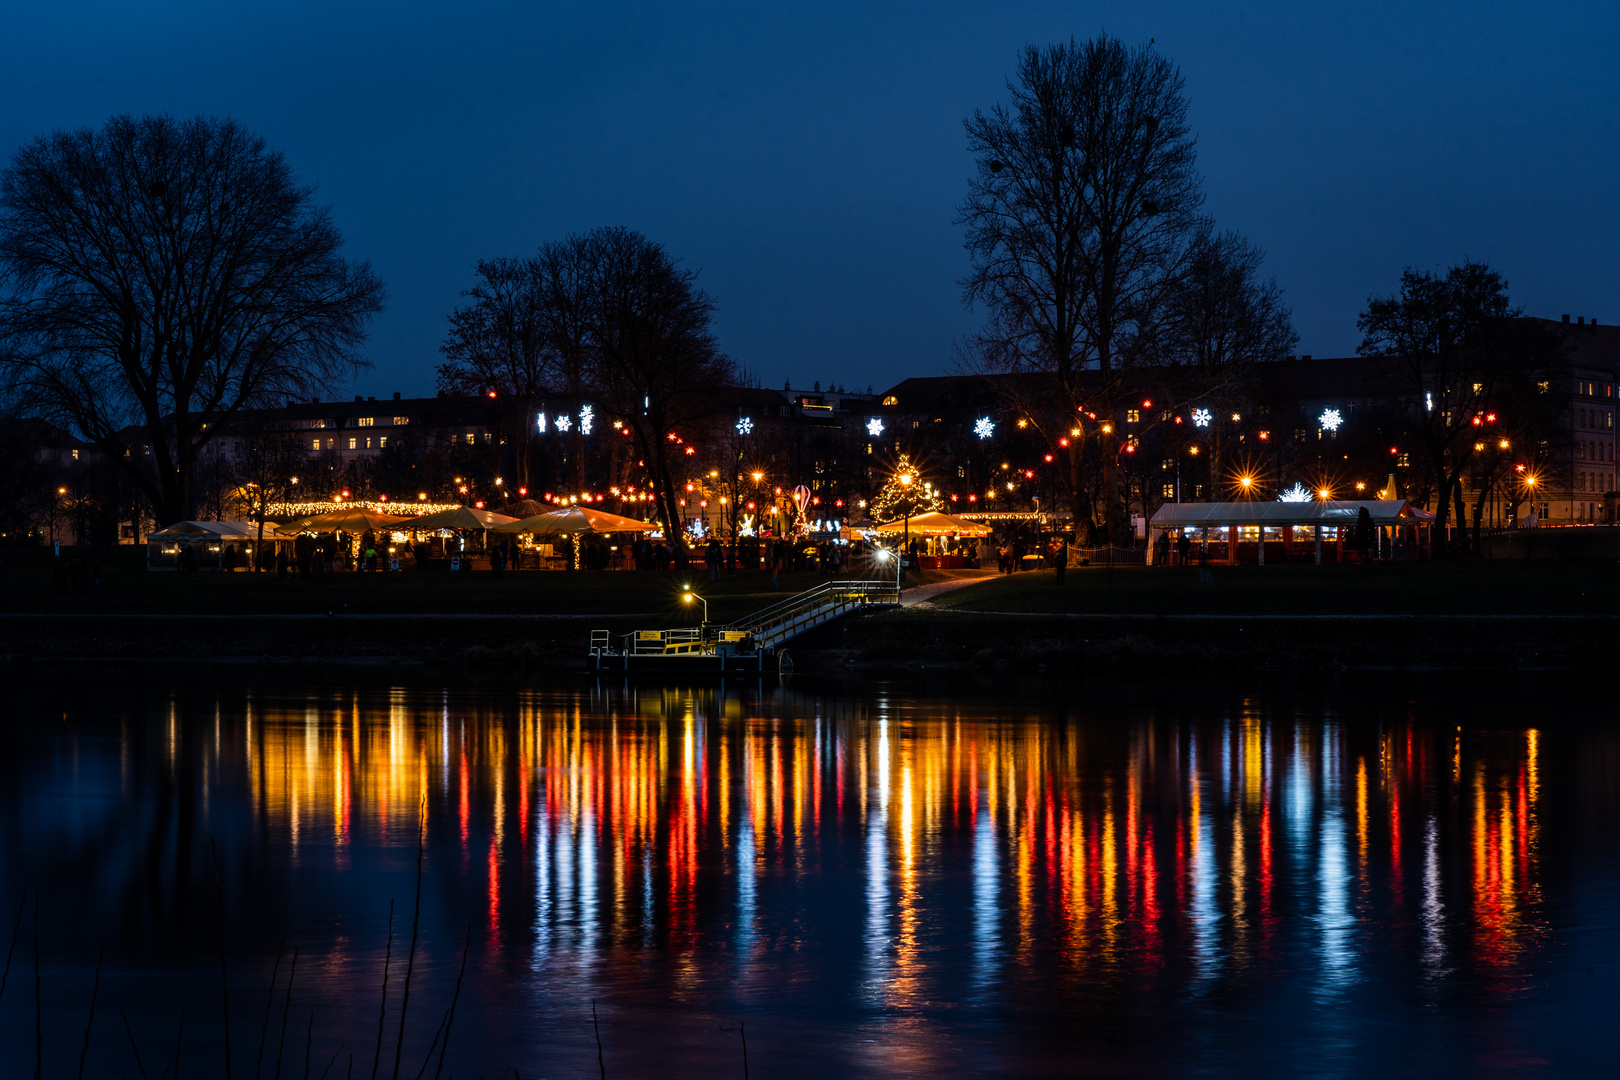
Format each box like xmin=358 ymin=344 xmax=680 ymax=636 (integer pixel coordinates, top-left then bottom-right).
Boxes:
xmin=264 ymin=499 xmax=462 ymax=517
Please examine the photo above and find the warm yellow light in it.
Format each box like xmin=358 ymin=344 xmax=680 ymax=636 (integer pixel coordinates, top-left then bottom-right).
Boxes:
xmin=1017 ymin=418 xmax=1028 ymax=428
xmin=1355 ymin=482 xmax=1366 ymax=491
xmin=1499 ymin=439 xmax=1510 ymax=449
xmin=1474 ymin=442 xmax=1485 ymax=452
xmin=290 ymin=476 xmax=299 ymax=485
xmin=1101 ymin=424 xmax=1113 ymax=434
xmin=418 ymin=492 xmax=427 ymax=501
xmin=1318 ymin=488 xmax=1332 ymax=500
xmin=1525 ymin=475 xmax=1538 ymax=487
xmin=1231 ymin=413 xmax=1242 ymax=422
xmin=1239 ymin=476 xmax=1253 ymax=488
xmin=1189 ymin=447 xmax=1200 ymax=455
xmin=682 ymin=592 xmax=694 ymax=602
xmin=1070 ymin=428 xmax=1081 ymax=437
xmin=899 ymin=473 xmax=913 ymax=486
xmin=494 ymin=477 xmax=503 ymax=486
xmin=751 ymin=471 xmax=763 ymax=482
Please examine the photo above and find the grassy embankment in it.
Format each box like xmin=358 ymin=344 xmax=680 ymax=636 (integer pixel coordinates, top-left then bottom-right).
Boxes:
xmin=801 ymin=561 xmax=1620 ymax=673
xmin=0 ymin=558 xmax=948 ymax=664
xmin=3 ymin=556 xmax=1615 ymax=671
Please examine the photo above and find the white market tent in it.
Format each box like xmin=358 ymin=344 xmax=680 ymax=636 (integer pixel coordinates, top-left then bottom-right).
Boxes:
xmin=1147 ymin=500 xmax=1434 ymax=564
xmin=146 ymin=521 xmax=287 ymax=571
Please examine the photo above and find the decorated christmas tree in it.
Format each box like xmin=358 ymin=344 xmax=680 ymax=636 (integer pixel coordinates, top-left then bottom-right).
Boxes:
xmin=870 ymin=454 xmax=944 ymax=522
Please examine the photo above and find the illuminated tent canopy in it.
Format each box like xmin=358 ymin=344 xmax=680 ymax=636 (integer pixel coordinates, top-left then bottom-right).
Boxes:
xmin=493 ymin=506 xmax=658 ymax=535
xmin=284 ymin=507 xmax=409 ymax=533
xmin=394 ymin=506 xmax=517 ymax=531
xmin=869 ymin=511 xmax=993 ymax=537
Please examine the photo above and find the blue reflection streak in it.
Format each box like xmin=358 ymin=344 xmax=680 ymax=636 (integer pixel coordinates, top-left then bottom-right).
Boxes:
xmin=971 ymin=781 xmax=999 ymax=996
xmin=1317 ymin=726 xmax=1355 ymax=999
xmin=1422 ymin=814 xmax=1445 ymax=985
xmin=1189 ymin=735 xmax=1220 ymax=993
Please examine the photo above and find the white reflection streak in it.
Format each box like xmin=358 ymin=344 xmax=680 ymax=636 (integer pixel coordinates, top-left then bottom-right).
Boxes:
xmin=1421 ymin=814 xmax=1444 ymax=981
xmin=580 ymin=808 xmax=599 ymax=958
xmin=533 ymin=797 xmax=552 ymax=963
xmin=971 ymin=782 xmax=999 ymax=994
xmin=738 ymin=734 xmax=756 ymax=953
xmin=864 ymin=716 xmax=892 ymax=997
xmin=1189 ymin=737 xmax=1219 ymax=992
xmin=1317 ymin=728 xmax=1354 ymax=997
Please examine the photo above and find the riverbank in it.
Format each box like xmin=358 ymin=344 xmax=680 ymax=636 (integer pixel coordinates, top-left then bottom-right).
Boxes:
xmin=3 ymin=605 xmax=1612 ymax=673
xmin=3 ymin=559 xmax=1614 ymax=673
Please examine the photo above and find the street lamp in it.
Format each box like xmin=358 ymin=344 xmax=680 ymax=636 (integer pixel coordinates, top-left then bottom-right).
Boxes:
xmin=898 ymin=471 xmax=914 ymax=578
xmin=681 ymin=589 xmax=709 ymax=625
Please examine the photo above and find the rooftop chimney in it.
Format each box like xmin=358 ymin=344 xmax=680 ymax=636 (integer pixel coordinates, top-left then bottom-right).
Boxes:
xmin=1562 ymin=314 xmax=1570 ymax=323
xmin=354 ymin=395 xmax=362 ymax=402
xmin=1578 ymin=317 xmax=1585 ymax=325
xmin=393 ymin=391 xmax=401 ymax=400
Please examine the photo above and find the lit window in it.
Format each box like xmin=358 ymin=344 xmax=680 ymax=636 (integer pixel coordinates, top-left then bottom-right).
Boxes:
xmin=357 ymin=417 xmax=374 ymax=427
xmin=71 ymin=449 xmax=79 ymax=460
xmin=379 ymin=436 xmax=387 ymax=448
xmin=1162 ymin=483 xmax=1175 ymax=498
xmin=882 ymin=395 xmax=898 ymax=406
xmin=313 ymin=438 xmax=321 ymax=450
xmin=1538 ymin=381 xmax=1549 ymax=394
xmin=466 ymin=433 xmax=476 ymax=445
xmin=1127 ymin=409 xmax=1140 ymax=423
xmin=393 ymin=416 xmax=410 ymax=426
xmin=348 ymin=437 xmax=357 ymax=450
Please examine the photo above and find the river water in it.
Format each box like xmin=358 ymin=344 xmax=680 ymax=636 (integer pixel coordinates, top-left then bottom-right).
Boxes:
xmin=1 ymin=668 xmax=1616 ymax=1078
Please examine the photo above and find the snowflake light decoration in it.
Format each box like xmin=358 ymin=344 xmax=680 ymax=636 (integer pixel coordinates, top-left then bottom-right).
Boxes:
xmin=973 ymin=417 xmax=995 ymax=440
xmin=1192 ymin=408 xmax=1212 ymax=428
xmin=554 ymin=414 xmax=572 ymax=433
xmin=535 ymin=412 xmax=547 ymax=432
xmin=866 ymin=418 xmax=884 ymax=437
xmin=1318 ymin=408 xmax=1342 ymax=432
xmin=736 ymin=416 xmax=754 ymax=435
xmin=1278 ymin=482 xmax=1310 ymax=503
xmin=579 ymin=404 xmax=594 ymax=434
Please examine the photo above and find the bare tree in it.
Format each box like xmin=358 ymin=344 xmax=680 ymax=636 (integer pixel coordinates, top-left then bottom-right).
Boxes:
xmin=438 ymin=257 xmax=554 ymax=491
xmin=1357 ymin=262 xmax=1560 ymax=553
xmin=583 ymin=227 xmax=733 ymax=557
xmin=233 ymin=425 xmax=311 ymax=561
xmin=959 ymin=35 xmax=1204 ymax=538
xmin=0 ymin=114 xmax=384 ymax=524
xmin=1155 ymin=229 xmax=1298 ymax=484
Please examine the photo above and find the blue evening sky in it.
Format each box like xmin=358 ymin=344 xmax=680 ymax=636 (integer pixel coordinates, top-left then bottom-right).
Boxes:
xmin=3 ymin=1 xmax=1615 ymax=398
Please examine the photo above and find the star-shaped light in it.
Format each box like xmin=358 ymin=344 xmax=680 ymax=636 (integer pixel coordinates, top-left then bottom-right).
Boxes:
xmin=1318 ymin=408 xmax=1342 ymax=432
xmin=973 ymin=417 xmax=995 ymax=440
xmin=866 ymin=418 xmax=884 ymax=437
xmin=1192 ymin=408 xmax=1212 ymax=428
xmin=736 ymin=416 xmax=754 ymax=435
xmin=554 ymin=415 xmax=572 ymax=432
xmin=1278 ymin=482 xmax=1310 ymax=503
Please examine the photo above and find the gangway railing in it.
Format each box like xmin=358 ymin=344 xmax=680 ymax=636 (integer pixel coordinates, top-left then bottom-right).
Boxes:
xmin=588 ymin=579 xmax=898 ymax=661
xmin=725 ymin=579 xmax=898 ymax=651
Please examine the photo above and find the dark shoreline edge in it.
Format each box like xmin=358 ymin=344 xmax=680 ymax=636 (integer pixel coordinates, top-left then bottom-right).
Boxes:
xmin=1 ymin=608 xmax=1612 ymax=675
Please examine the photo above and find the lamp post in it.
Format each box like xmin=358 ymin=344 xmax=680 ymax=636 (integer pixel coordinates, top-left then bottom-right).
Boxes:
xmin=898 ymin=471 xmax=913 ymax=581
xmin=682 ymin=589 xmax=709 ymax=626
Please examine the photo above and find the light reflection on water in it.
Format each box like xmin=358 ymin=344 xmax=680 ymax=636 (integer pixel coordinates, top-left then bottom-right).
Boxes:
xmin=0 ymin=674 xmax=1614 ymax=1079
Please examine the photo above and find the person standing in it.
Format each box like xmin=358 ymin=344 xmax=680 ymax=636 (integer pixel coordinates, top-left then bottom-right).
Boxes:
xmin=1049 ymin=534 xmax=1068 ymax=585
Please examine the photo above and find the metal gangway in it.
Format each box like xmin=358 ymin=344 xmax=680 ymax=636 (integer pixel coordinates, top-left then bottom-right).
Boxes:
xmin=589 ymin=579 xmax=899 ymax=666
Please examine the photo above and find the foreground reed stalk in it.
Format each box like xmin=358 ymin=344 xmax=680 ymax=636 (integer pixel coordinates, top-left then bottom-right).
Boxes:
xmin=392 ymin=792 xmax=428 ymax=1080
